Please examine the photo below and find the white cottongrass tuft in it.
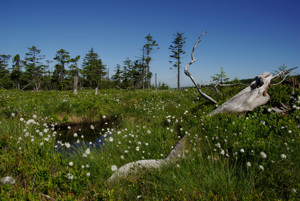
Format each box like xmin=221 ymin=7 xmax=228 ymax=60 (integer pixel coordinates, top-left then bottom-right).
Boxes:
xmin=0 ymin=176 xmax=15 ymax=185
xmin=246 ymin=162 xmax=252 ymax=167
xmin=259 ymin=165 xmax=264 ymax=171
xmin=85 ymin=148 xmax=91 ymax=155
xmin=260 ymin=151 xmax=267 ymax=159
xmin=281 ymin=154 xmax=287 ymax=159
xmin=108 ymin=137 xmax=113 ymax=142
xmin=240 ymin=149 xmax=245 ymax=153
xmin=90 ymin=125 xmax=94 ymax=130
xmin=65 ymin=143 xmax=71 ymax=148
xmin=69 ymin=162 xmax=73 ymax=166
xmin=86 ymin=172 xmax=90 ymax=177
xmin=111 ymin=165 xmax=118 ymax=171
xmin=67 ymin=173 xmax=74 ymax=180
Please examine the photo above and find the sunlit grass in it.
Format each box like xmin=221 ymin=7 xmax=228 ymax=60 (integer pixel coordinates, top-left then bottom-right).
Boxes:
xmin=0 ymin=86 xmax=299 ymax=200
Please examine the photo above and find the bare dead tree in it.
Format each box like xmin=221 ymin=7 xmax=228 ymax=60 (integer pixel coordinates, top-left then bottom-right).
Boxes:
xmin=73 ymin=76 xmax=78 ymax=95
xmin=107 ymin=32 xmax=297 ymax=182
xmin=184 ymin=31 xmax=218 ymax=104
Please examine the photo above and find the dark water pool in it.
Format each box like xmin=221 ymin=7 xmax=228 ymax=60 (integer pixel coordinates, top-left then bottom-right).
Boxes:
xmin=54 ymin=120 xmax=117 ymax=153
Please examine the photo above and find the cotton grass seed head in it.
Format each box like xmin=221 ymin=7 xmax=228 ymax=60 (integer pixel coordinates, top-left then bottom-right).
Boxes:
xmin=85 ymin=148 xmax=91 ymax=155
xmin=260 ymin=151 xmax=267 ymax=159
xmin=67 ymin=173 xmax=74 ymax=180
xmin=111 ymin=165 xmax=118 ymax=171
xmin=259 ymin=165 xmax=264 ymax=171
xmin=281 ymin=154 xmax=287 ymax=159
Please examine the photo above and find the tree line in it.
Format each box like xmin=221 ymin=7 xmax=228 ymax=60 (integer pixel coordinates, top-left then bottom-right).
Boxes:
xmin=1 ymin=32 xmax=192 ymax=91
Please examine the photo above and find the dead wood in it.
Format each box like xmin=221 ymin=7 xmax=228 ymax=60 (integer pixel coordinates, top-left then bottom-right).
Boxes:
xmin=107 ymin=32 xmax=297 ymax=182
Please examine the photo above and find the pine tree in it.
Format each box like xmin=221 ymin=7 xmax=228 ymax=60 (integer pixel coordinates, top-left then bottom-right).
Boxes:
xmin=132 ymin=59 xmax=144 ymax=88
xmin=0 ymin=54 xmax=11 ymax=77
xmin=211 ymin=67 xmax=230 ymax=84
xmin=144 ymin=34 xmax=159 ymax=89
xmin=121 ymin=57 xmax=133 ymax=88
xmin=0 ymin=54 xmax=12 ymax=88
xmin=53 ymin=49 xmax=70 ymax=82
xmin=69 ymin=55 xmax=80 ymax=77
xmin=169 ymin=32 xmax=186 ymax=90
xmin=11 ymin=54 xmax=22 ymax=89
xmin=111 ymin=64 xmax=122 ymax=87
xmin=82 ymin=48 xmax=106 ymax=89
xmin=23 ymin=46 xmax=44 ymax=91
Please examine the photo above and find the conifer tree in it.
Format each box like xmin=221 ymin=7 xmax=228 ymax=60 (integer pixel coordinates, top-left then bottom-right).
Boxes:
xmin=211 ymin=66 xmax=230 ymax=84
xmin=0 ymin=54 xmax=11 ymax=88
xmin=111 ymin=64 xmax=122 ymax=87
xmin=11 ymin=54 xmax=22 ymax=89
xmin=23 ymin=46 xmax=44 ymax=91
xmin=169 ymin=32 xmax=186 ymax=90
xmin=82 ymin=48 xmax=106 ymax=89
xmin=144 ymin=34 xmax=159 ymax=89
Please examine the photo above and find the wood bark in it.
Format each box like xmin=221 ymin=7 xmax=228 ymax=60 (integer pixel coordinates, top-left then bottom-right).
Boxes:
xmin=107 ymin=31 xmax=297 ymax=182
xmin=73 ymin=76 xmax=78 ymax=95
xmin=108 ymin=135 xmax=189 ymax=182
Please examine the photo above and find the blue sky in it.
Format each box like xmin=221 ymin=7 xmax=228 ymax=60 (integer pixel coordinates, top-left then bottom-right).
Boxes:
xmin=1 ymin=0 xmax=299 ymax=87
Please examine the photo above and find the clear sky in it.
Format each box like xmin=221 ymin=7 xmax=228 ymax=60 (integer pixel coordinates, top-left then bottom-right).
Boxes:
xmin=1 ymin=0 xmax=299 ymax=88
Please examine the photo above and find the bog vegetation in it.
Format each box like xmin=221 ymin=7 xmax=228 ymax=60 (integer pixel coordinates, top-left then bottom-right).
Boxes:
xmin=0 ymin=81 xmax=299 ymax=200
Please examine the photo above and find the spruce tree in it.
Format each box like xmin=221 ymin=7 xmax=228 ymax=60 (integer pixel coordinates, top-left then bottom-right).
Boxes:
xmin=0 ymin=54 xmax=11 ymax=88
xmin=169 ymin=32 xmax=186 ymax=90
xmin=11 ymin=54 xmax=22 ymax=89
xmin=211 ymin=67 xmax=230 ymax=84
xmin=23 ymin=46 xmax=44 ymax=91
xmin=144 ymin=34 xmax=159 ymax=89
xmin=82 ymin=48 xmax=106 ymax=89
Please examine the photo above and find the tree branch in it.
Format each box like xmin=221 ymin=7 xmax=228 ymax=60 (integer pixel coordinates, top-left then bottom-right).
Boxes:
xmin=184 ymin=31 xmax=217 ymax=104
xmin=271 ymin=67 xmax=298 ymax=86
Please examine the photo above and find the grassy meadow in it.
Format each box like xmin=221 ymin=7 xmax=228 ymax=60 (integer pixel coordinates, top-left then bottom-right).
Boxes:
xmin=0 ymin=85 xmax=299 ymax=200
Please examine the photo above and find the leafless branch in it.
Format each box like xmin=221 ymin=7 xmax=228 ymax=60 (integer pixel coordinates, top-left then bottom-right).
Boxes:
xmin=271 ymin=67 xmax=298 ymax=86
xmin=184 ymin=31 xmax=217 ymax=104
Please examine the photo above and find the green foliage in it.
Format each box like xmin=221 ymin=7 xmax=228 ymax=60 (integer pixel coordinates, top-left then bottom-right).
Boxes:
xmin=211 ymin=66 xmax=230 ymax=84
xmin=81 ymin=48 xmax=106 ymax=89
xmin=169 ymin=32 xmax=186 ymax=90
xmin=0 ymin=86 xmax=299 ymax=200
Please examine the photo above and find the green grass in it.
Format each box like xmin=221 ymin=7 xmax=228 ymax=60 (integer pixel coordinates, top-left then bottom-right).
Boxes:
xmin=0 ymin=86 xmax=299 ymax=200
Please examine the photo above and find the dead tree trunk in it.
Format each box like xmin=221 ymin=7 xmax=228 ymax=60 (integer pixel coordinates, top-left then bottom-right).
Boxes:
xmin=107 ymin=31 xmax=297 ymax=182
xmin=73 ymin=76 xmax=78 ymax=95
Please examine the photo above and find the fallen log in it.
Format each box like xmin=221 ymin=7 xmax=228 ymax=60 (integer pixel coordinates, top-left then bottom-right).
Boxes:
xmin=107 ymin=31 xmax=297 ymax=182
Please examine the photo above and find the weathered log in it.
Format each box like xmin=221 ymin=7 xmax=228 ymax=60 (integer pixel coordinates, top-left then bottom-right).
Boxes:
xmin=210 ymin=72 xmax=272 ymax=115
xmin=107 ymin=32 xmax=297 ymax=182
xmin=108 ymin=135 xmax=189 ymax=182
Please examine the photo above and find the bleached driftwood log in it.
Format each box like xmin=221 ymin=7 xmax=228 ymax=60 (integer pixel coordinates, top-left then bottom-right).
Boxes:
xmin=210 ymin=72 xmax=272 ymax=115
xmin=107 ymin=31 xmax=297 ymax=182
xmin=108 ymin=135 xmax=189 ymax=182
